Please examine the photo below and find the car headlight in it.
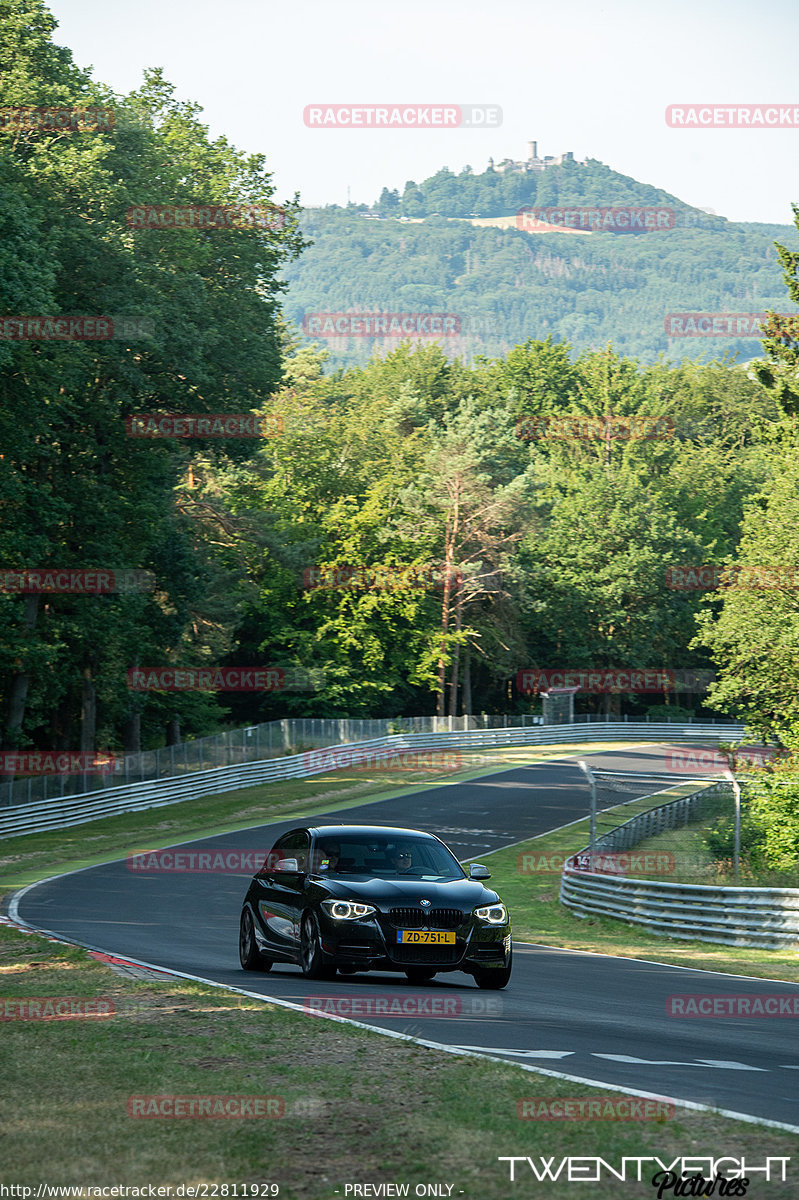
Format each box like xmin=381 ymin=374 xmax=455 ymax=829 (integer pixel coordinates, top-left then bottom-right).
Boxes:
xmin=322 ymin=899 xmax=377 ymax=920
xmin=474 ymin=902 xmax=508 ymax=925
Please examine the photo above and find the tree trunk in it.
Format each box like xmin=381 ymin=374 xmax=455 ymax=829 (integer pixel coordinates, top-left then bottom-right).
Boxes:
xmin=123 ymin=711 xmax=141 ymax=754
xmin=448 ymin=581 xmax=464 ymax=716
xmin=2 ymin=594 xmax=40 ymax=750
xmin=436 ymin=495 xmax=460 ymax=717
xmin=80 ymin=661 xmax=97 ymax=752
xmin=462 ymin=649 xmax=472 ymax=717
xmin=166 ymin=716 xmax=181 ymax=746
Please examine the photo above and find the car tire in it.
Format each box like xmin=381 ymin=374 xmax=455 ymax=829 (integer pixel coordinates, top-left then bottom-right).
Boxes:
xmin=300 ymin=911 xmax=336 ymax=980
xmin=404 ymin=967 xmax=437 ymax=984
xmin=472 ymin=951 xmax=512 ymax=990
xmin=239 ymin=908 xmax=272 ymax=972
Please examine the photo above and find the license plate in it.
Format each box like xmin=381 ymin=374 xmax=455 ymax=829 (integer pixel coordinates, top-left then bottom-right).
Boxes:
xmin=396 ymin=930 xmax=456 ymax=944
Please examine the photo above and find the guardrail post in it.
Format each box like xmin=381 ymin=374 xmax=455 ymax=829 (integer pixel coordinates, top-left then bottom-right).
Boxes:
xmin=577 ymin=759 xmax=597 ymax=854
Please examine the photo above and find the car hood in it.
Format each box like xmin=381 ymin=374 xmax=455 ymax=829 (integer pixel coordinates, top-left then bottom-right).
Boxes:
xmin=321 ymin=876 xmax=501 ymax=907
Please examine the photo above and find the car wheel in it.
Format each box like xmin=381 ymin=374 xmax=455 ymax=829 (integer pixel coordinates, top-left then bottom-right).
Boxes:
xmin=239 ymin=909 xmax=272 ymax=972
xmin=300 ymin=911 xmax=336 ymax=979
xmin=404 ymin=967 xmax=436 ymax=984
xmin=473 ymin=951 xmax=512 ymax=990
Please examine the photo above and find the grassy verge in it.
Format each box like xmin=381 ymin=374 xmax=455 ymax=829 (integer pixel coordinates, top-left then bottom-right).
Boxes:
xmin=627 ymin=795 xmax=799 ymax=889
xmin=1 ymin=922 xmax=797 ymax=1198
xmin=481 ymin=787 xmax=799 ymax=982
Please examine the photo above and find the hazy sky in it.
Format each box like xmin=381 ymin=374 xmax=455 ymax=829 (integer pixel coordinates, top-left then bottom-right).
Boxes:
xmin=48 ymin=0 xmax=799 ymax=223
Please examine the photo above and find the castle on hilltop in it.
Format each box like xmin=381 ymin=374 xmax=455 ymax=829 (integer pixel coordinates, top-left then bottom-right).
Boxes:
xmin=489 ymin=141 xmax=585 ymax=174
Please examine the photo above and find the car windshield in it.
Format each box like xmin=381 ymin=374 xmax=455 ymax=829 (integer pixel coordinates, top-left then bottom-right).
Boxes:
xmin=312 ymin=836 xmax=464 ymax=881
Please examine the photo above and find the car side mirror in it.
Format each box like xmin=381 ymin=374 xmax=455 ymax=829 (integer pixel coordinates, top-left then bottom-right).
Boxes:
xmin=277 ymin=857 xmax=300 ymax=872
xmin=469 ymin=863 xmax=491 ymax=880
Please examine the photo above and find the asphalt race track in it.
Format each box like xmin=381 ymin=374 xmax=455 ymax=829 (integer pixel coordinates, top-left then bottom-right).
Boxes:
xmin=8 ymin=743 xmax=799 ymax=1129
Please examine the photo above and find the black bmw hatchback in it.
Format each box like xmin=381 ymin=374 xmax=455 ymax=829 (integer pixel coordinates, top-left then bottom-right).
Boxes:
xmin=238 ymin=824 xmax=512 ymax=988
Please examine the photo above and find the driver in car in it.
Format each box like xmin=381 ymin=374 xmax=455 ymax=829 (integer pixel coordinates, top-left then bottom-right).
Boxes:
xmin=390 ymin=847 xmax=414 ymax=873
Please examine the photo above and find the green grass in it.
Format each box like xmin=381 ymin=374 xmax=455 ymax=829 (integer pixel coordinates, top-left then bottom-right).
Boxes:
xmin=3 ymin=740 xmax=799 ymax=1192
xmin=480 ymin=787 xmax=799 ymax=983
xmin=626 ymin=794 xmax=799 ymax=889
xmin=2 ymin=923 xmax=797 ymax=1198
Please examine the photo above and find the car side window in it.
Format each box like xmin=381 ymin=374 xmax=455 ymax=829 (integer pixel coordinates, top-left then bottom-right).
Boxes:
xmin=271 ymin=830 xmax=309 ymax=872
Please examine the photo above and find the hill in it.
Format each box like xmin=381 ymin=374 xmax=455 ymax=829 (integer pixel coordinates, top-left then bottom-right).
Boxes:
xmin=281 ymin=157 xmax=799 ymax=366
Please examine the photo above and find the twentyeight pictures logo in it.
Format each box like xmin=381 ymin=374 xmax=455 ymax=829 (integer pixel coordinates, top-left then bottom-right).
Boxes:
xmin=303 ymin=104 xmax=501 ymax=128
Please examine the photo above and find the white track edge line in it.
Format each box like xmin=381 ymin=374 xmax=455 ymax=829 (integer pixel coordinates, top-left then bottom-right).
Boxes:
xmin=4 ymin=905 xmax=799 ymax=1136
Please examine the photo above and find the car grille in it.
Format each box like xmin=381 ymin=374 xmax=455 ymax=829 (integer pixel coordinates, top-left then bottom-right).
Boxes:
xmin=390 ymin=944 xmax=462 ymax=965
xmin=387 ymin=907 xmax=464 ymax=930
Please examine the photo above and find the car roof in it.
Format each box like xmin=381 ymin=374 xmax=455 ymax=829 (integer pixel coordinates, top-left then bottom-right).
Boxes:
xmin=307 ymin=824 xmax=441 ymax=840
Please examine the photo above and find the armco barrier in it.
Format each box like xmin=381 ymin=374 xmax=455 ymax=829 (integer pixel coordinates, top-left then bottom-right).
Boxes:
xmin=0 ymin=722 xmax=743 ymax=839
xmin=560 ymin=782 xmax=799 ymax=948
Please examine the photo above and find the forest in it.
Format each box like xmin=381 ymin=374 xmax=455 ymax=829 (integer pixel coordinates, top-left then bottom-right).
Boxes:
xmin=283 ymin=156 xmax=799 ymax=367
xmin=4 ymin=0 xmax=799 ymax=776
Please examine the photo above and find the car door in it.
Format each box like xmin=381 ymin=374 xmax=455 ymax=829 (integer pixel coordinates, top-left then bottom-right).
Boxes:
xmin=255 ymin=829 xmax=310 ymax=958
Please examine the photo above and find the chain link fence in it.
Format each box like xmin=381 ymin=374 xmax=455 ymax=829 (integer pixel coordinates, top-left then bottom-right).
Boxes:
xmin=0 ymin=710 xmax=738 ymax=810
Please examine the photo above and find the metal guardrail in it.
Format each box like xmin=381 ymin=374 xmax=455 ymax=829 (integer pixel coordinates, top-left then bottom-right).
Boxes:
xmin=1 ymin=710 xmax=731 ymax=809
xmin=560 ymin=781 xmax=799 ymax=948
xmin=0 ymin=721 xmax=743 ymax=839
